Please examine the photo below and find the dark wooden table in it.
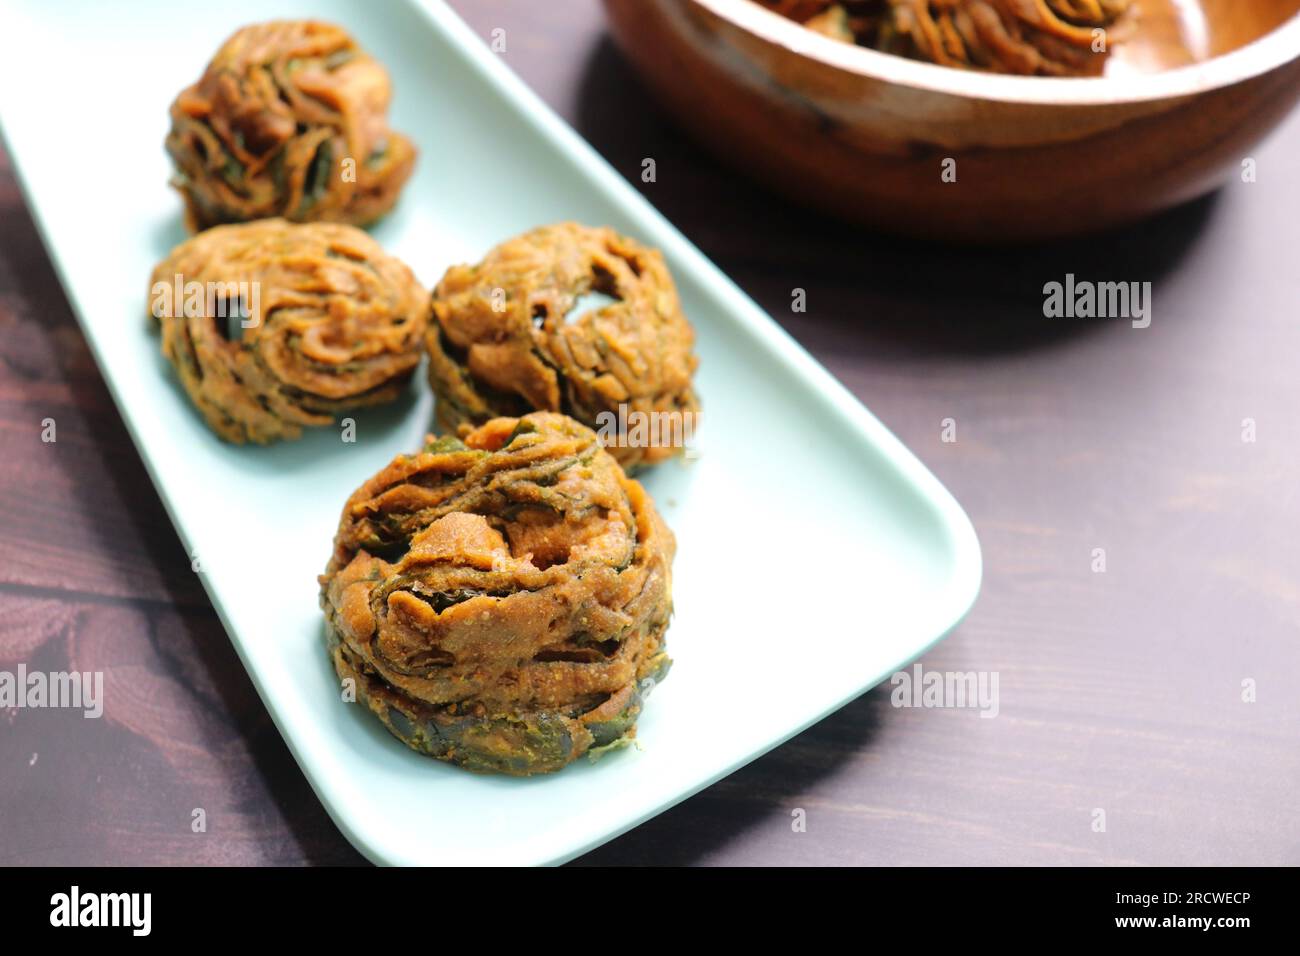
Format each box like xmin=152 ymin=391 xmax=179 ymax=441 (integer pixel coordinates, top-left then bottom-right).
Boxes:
xmin=2 ymin=0 xmax=1297 ymax=866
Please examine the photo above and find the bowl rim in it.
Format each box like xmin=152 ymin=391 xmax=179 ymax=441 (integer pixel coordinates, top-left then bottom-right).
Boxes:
xmin=692 ymin=0 xmax=1300 ymax=105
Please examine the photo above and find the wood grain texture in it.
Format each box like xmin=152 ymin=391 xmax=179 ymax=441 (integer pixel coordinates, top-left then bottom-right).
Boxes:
xmin=1 ymin=0 xmax=1297 ymax=866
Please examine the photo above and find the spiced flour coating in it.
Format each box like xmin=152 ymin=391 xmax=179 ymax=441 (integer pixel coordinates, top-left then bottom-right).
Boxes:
xmin=425 ymin=223 xmax=700 ymax=470
xmin=166 ymin=20 xmax=416 ymax=231
xmin=319 ymin=412 xmax=675 ymax=775
xmin=149 ymin=218 xmax=428 ymax=444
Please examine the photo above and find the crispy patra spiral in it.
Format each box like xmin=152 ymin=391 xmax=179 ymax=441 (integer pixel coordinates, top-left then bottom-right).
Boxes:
xmin=882 ymin=0 xmax=1131 ymax=75
xmin=320 ymin=413 xmax=675 ymax=775
xmin=166 ymin=20 xmax=416 ymax=231
xmin=757 ymin=0 xmax=1133 ymax=76
xmin=425 ymin=223 xmax=700 ymax=471
xmin=149 ymin=219 xmax=428 ymax=444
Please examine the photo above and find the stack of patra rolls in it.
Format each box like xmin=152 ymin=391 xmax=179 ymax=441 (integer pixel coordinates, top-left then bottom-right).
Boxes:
xmin=148 ymin=20 xmax=700 ymax=774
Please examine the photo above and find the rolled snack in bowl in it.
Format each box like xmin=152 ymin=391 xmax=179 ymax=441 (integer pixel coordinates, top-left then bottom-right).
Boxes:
xmin=149 ymin=218 xmax=428 ymax=444
xmin=881 ymin=0 xmax=1134 ymax=76
xmin=319 ymin=412 xmax=675 ymax=775
xmin=425 ymin=222 xmax=700 ymax=471
xmin=758 ymin=0 xmax=1134 ymax=76
xmin=166 ymin=19 xmax=417 ymax=231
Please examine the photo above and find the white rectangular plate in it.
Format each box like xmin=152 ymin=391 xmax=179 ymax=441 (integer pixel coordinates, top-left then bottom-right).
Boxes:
xmin=0 ymin=0 xmax=981 ymax=865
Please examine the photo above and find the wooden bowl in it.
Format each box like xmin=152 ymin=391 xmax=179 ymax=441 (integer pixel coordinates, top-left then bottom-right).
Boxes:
xmin=601 ymin=0 xmax=1300 ymax=240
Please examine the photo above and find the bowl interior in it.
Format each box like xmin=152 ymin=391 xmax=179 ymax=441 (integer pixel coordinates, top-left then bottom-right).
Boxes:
xmin=1111 ymin=0 xmax=1300 ymax=73
xmin=707 ymin=0 xmax=1300 ymax=103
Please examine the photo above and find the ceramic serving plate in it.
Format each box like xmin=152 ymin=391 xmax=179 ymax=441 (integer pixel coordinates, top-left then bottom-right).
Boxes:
xmin=0 ymin=0 xmax=980 ymax=865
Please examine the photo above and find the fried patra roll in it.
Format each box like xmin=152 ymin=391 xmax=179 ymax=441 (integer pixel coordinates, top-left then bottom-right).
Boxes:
xmin=881 ymin=0 xmax=1133 ymax=75
xmin=425 ymin=223 xmax=700 ymax=471
xmin=320 ymin=413 xmax=674 ymax=775
xmin=166 ymin=20 xmax=416 ymax=231
xmin=149 ymin=219 xmax=427 ymax=444
xmin=756 ymin=1 xmax=1133 ymax=76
